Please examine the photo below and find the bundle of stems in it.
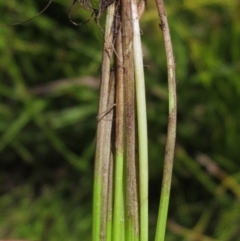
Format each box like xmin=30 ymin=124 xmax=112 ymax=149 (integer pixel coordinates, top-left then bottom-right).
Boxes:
xmin=92 ymin=0 xmax=176 ymax=240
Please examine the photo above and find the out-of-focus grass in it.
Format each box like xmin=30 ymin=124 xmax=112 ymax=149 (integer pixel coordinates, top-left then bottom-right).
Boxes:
xmin=1 ymin=2 xmax=97 ymax=240
xmin=0 ymin=185 xmax=92 ymax=241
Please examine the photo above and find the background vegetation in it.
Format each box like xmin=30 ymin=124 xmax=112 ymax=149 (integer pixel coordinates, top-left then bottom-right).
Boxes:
xmin=0 ymin=0 xmax=239 ymax=240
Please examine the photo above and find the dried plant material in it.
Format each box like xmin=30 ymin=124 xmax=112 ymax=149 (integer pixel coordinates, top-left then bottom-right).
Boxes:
xmin=96 ymin=0 xmax=117 ymax=19
xmin=0 ymin=1 xmax=52 ymax=26
xmin=69 ymin=0 xmax=118 ymax=26
xmin=68 ymin=0 xmax=96 ymax=26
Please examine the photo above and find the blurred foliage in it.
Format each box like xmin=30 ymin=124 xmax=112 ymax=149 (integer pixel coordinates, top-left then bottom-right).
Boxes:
xmin=0 ymin=0 xmax=240 ymax=240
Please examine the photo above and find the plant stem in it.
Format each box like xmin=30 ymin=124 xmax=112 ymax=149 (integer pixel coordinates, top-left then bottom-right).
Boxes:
xmin=92 ymin=4 xmax=116 ymax=241
xmin=131 ymin=1 xmax=148 ymax=241
xmin=106 ymin=146 xmax=114 ymax=241
xmin=112 ymin=12 xmax=125 ymax=241
xmin=154 ymin=0 xmax=177 ymax=241
xmin=121 ymin=0 xmax=139 ymax=239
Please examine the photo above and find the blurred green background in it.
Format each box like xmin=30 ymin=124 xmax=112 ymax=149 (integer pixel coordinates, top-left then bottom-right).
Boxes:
xmin=0 ymin=0 xmax=240 ymax=240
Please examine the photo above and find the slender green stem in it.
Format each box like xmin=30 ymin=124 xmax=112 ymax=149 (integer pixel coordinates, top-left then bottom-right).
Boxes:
xmin=113 ymin=15 xmax=125 ymax=241
xmin=154 ymin=1 xmax=177 ymax=241
xmin=92 ymin=4 xmax=116 ymax=241
xmin=103 ymin=72 xmax=115 ymax=241
xmin=106 ymin=151 xmax=114 ymax=241
xmin=131 ymin=1 xmax=148 ymax=241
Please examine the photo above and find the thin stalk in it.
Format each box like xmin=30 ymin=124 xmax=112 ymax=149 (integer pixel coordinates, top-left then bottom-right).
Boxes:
xmin=99 ymin=71 xmax=115 ymax=241
xmin=131 ymin=1 xmax=148 ymax=241
xmin=104 ymin=72 xmax=115 ymax=241
xmin=93 ymin=4 xmax=116 ymax=241
xmin=154 ymin=0 xmax=177 ymax=241
xmin=121 ymin=0 xmax=139 ymax=239
xmin=112 ymin=14 xmax=125 ymax=241
xmin=106 ymin=150 xmax=114 ymax=241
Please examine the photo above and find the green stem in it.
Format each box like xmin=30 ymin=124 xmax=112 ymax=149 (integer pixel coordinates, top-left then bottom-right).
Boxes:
xmin=113 ymin=14 xmax=125 ymax=241
xmin=131 ymin=1 xmax=148 ymax=241
xmin=106 ymin=151 xmax=114 ymax=241
xmin=154 ymin=1 xmax=177 ymax=241
xmin=92 ymin=4 xmax=116 ymax=241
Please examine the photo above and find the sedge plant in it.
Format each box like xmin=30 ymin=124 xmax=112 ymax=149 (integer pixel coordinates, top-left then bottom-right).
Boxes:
xmin=2 ymin=0 xmax=177 ymax=241
xmin=0 ymin=0 xmax=176 ymax=240
xmin=93 ymin=0 xmax=176 ymax=241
